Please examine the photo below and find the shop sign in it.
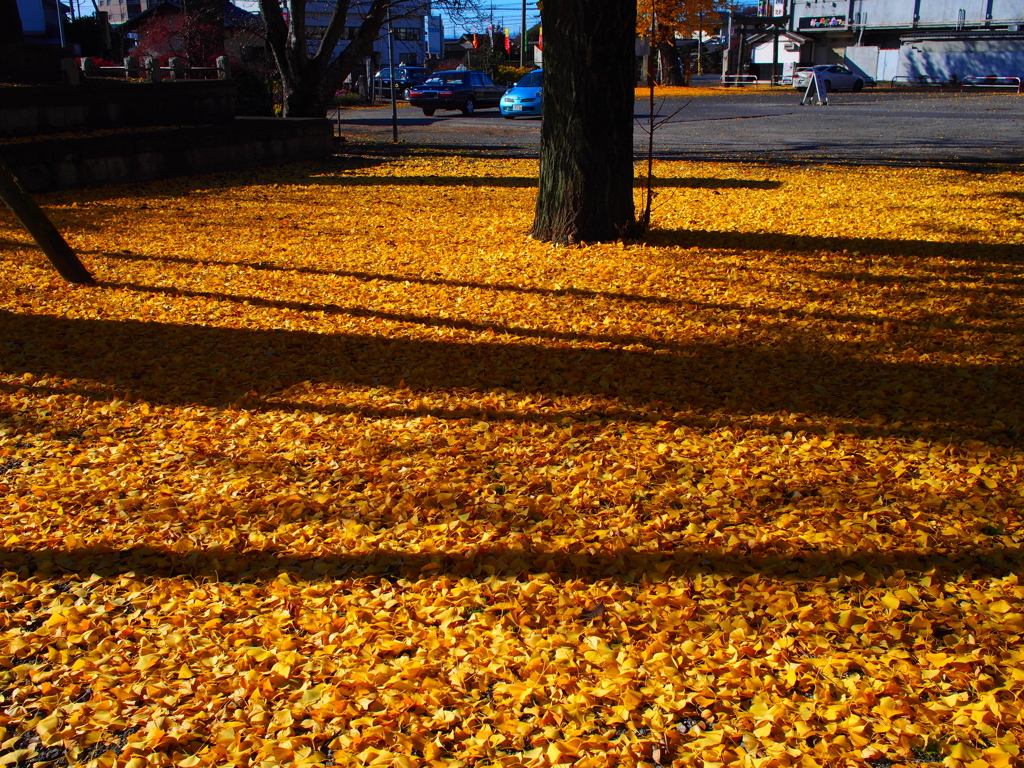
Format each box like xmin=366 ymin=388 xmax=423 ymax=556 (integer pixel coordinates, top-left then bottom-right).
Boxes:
xmin=798 ymin=15 xmax=847 ymax=28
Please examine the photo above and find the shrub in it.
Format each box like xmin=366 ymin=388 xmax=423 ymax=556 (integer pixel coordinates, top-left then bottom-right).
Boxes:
xmin=332 ymin=90 xmax=365 ymax=107
xmin=495 ymin=65 xmax=535 ymax=86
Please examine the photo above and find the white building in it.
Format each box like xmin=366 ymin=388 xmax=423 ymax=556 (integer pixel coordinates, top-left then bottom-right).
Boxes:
xmin=786 ymin=0 xmax=1024 ymax=82
xmin=749 ymin=30 xmax=811 ymax=80
xmin=305 ymin=0 xmax=441 ymax=68
xmin=100 ymin=0 xmax=441 ymax=68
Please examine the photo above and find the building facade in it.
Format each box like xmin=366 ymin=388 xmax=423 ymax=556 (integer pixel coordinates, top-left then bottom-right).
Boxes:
xmin=785 ymin=0 xmax=1024 ymax=81
xmin=106 ymin=0 xmax=439 ymax=68
xmin=304 ymin=0 xmax=440 ymax=68
xmin=16 ymin=0 xmax=70 ymax=44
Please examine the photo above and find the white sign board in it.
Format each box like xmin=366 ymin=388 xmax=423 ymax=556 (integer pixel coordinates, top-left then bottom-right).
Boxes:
xmin=800 ymin=69 xmax=829 ymax=105
xmin=813 ymin=68 xmax=828 ymax=102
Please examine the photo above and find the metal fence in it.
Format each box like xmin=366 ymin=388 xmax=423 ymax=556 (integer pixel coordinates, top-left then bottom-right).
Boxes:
xmin=960 ymin=75 xmax=1022 ymax=94
xmin=720 ymin=74 xmax=759 ymax=87
xmin=889 ymin=75 xmax=945 ymax=87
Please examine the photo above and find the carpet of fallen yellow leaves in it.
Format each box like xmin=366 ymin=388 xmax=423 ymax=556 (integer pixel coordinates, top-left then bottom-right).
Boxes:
xmin=1 ymin=152 xmax=1023 ymax=768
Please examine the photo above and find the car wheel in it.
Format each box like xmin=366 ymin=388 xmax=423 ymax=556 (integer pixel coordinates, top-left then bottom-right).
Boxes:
xmin=852 ymin=79 xmax=863 ymax=92
xmin=823 ymin=79 xmax=832 ymax=91
xmin=461 ymin=99 xmax=475 ymax=116
xmin=423 ymin=108 xmax=435 ymax=116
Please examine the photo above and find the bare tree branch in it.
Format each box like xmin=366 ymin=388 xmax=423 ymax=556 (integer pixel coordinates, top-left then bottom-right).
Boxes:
xmin=312 ymin=0 xmax=352 ymax=70
xmin=256 ymin=0 xmax=484 ymax=116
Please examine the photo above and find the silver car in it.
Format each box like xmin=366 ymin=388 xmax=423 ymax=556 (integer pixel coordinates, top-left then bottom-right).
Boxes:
xmin=793 ymin=64 xmax=871 ymax=92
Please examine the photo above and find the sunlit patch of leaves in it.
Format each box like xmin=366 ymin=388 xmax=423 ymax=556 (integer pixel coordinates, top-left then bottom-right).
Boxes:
xmin=1 ymin=156 xmax=1023 ymax=767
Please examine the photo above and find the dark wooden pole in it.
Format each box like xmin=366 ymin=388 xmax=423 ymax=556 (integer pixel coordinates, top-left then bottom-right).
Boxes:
xmin=0 ymin=157 xmax=95 ymax=285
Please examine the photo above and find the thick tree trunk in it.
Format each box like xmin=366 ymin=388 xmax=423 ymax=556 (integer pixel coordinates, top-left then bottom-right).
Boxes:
xmin=282 ymin=70 xmax=327 ymax=117
xmin=531 ymin=0 xmax=637 ymax=245
xmin=657 ymin=40 xmax=685 ymax=86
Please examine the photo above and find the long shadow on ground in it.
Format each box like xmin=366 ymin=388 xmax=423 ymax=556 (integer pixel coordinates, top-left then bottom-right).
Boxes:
xmin=0 ymin=540 xmax=1018 ymax=584
xmin=647 ymin=228 xmax=1024 ymax=264
xmin=303 ymin=175 xmax=783 ymax=190
xmin=2 ymin=309 xmax=1021 ymax=445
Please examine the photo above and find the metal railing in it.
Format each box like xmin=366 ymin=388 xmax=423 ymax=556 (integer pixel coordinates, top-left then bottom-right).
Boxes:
xmin=960 ymin=75 xmax=1022 ymax=94
xmin=889 ymin=75 xmax=945 ymax=87
xmin=720 ymin=74 xmax=759 ymax=87
xmin=80 ymin=56 xmax=231 ymax=82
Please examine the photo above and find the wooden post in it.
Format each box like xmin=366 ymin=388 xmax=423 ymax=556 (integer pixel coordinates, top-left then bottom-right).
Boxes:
xmin=0 ymin=157 xmax=95 ymax=285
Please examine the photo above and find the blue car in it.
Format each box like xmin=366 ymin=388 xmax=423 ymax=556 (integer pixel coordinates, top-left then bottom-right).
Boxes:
xmin=499 ymin=69 xmax=542 ymax=119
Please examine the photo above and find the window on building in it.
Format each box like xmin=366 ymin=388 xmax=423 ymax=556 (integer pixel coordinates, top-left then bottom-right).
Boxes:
xmin=393 ymin=27 xmax=420 ymax=41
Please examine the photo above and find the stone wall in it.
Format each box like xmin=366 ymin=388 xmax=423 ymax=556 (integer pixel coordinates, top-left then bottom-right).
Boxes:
xmin=1 ymin=118 xmax=333 ymax=192
xmin=0 ymin=80 xmax=334 ymax=192
xmin=0 ymin=80 xmax=237 ymax=137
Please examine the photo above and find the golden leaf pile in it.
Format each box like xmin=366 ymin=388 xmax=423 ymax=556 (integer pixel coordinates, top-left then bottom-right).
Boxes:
xmin=1 ymin=152 xmax=1022 ymax=768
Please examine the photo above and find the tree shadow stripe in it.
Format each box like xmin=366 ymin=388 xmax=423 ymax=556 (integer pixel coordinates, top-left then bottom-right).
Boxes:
xmin=1 ymin=542 xmax=1018 ymax=585
xmin=2 ymin=310 xmax=1021 ymax=443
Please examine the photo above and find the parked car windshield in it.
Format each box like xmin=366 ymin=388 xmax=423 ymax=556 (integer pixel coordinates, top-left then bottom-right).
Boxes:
xmin=424 ymin=72 xmax=467 ymax=85
xmin=517 ymin=70 xmax=542 ymax=88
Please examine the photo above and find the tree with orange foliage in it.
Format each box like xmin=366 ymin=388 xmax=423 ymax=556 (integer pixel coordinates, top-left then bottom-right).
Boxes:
xmin=638 ymin=0 xmax=723 ymax=85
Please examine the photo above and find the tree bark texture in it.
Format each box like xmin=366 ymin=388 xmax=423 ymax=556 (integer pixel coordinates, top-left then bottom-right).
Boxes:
xmin=531 ymin=0 xmax=637 ymax=245
xmin=657 ymin=39 xmax=685 ymax=85
xmin=0 ymin=158 xmax=95 ymax=285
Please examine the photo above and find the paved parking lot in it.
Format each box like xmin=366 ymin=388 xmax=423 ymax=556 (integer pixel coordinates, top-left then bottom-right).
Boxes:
xmin=334 ymin=88 xmax=1024 ymax=166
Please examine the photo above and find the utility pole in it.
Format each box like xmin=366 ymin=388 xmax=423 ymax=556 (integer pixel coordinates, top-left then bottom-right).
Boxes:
xmin=520 ymin=0 xmax=526 ymax=67
xmin=387 ymin=4 xmax=398 ymax=143
xmin=723 ymin=12 xmax=731 ymax=81
xmin=771 ymin=3 xmax=779 ymax=85
xmin=697 ymin=11 xmax=703 ymax=75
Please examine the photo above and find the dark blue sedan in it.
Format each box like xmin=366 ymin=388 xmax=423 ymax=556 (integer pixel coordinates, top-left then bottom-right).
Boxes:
xmin=408 ymin=70 xmax=505 ymax=116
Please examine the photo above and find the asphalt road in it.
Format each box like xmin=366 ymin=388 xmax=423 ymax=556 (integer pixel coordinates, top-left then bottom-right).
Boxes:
xmin=333 ymin=87 xmax=1024 ymax=166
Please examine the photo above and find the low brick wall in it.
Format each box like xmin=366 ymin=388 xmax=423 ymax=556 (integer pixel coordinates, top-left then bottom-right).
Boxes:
xmin=0 ymin=117 xmax=334 ymax=192
xmin=0 ymin=81 xmax=237 ymax=138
